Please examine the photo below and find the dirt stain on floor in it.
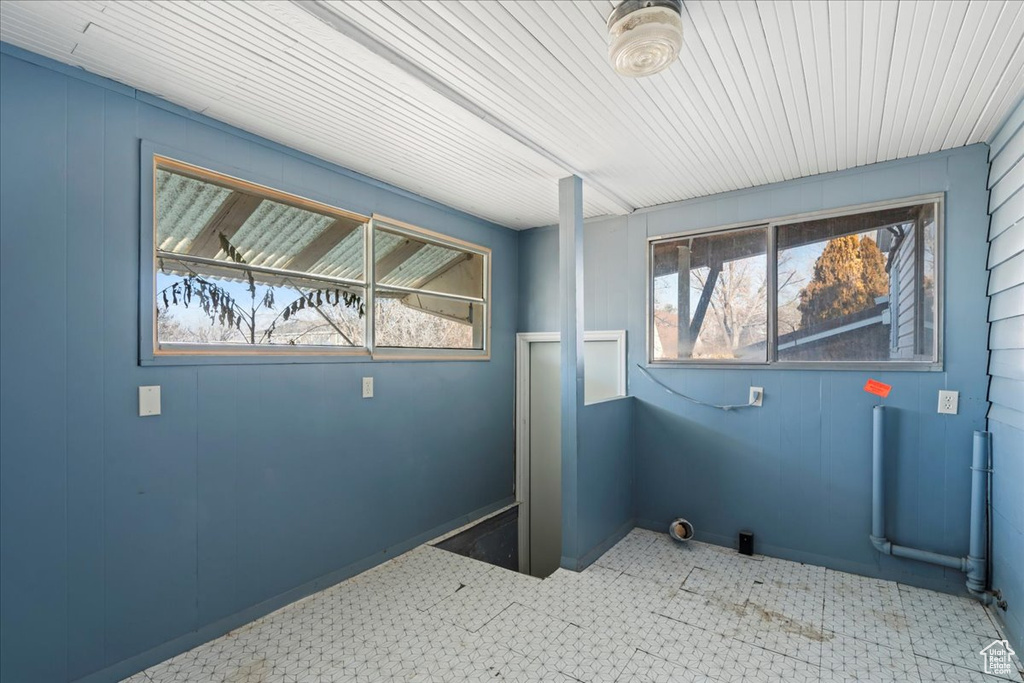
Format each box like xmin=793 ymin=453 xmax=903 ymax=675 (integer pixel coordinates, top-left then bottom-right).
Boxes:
xmin=746 ymin=602 xmax=834 ymax=642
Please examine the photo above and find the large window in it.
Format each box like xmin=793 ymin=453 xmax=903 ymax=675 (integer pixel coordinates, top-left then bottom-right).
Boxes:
xmin=148 ymin=155 xmax=490 ymax=359
xmin=648 ymin=195 xmax=941 ymax=367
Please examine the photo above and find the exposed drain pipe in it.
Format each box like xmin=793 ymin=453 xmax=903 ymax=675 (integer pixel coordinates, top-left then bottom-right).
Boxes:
xmin=967 ymin=430 xmax=992 ymax=599
xmin=869 ymin=405 xmax=993 ymax=604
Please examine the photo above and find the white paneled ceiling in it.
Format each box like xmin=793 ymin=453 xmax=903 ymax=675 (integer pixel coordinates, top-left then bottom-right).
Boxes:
xmin=2 ymin=1 xmax=1023 ymax=229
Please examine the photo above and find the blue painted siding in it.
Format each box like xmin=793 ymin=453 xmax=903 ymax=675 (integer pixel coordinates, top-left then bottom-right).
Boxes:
xmin=991 ymin=420 xmax=1024 ymax=651
xmin=518 ymin=216 xmax=632 ymax=334
xmin=521 ymin=145 xmax=993 ymax=594
xmin=0 ymin=49 xmax=517 ymax=683
xmin=521 ymin=216 xmax=636 ymax=569
xmin=517 ymin=225 xmax=558 ymax=333
xmin=986 ymin=96 xmax=1024 ymax=652
xmin=576 ymin=397 xmax=634 ymax=568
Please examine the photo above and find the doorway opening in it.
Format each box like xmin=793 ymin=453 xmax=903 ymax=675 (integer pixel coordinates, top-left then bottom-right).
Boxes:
xmin=515 ymin=331 xmax=626 ymax=578
xmin=434 ymin=506 xmax=519 ymax=572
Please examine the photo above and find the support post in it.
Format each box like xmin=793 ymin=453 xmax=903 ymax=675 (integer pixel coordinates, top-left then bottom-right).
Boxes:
xmin=676 ymin=245 xmax=691 ymax=358
xmin=559 ymin=175 xmax=584 ymax=569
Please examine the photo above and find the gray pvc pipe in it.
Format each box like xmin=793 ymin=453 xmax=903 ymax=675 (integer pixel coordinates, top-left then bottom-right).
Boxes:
xmin=966 ymin=430 xmax=992 ymax=596
xmin=870 ymin=406 xmax=888 ymax=553
xmin=869 ymin=405 xmax=993 ymax=597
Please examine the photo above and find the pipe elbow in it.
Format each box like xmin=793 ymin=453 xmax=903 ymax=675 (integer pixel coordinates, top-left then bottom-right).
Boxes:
xmin=870 ymin=535 xmax=891 ymax=555
xmin=967 ymin=587 xmax=994 ymax=606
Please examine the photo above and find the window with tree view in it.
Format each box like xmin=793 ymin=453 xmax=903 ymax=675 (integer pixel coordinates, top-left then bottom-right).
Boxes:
xmin=151 ymin=157 xmax=490 ymax=357
xmin=651 ymin=227 xmax=768 ymax=362
xmin=648 ymin=196 xmax=941 ymax=366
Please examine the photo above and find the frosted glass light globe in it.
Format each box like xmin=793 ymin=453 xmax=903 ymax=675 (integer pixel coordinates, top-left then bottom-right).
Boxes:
xmin=608 ymin=5 xmax=683 ymax=78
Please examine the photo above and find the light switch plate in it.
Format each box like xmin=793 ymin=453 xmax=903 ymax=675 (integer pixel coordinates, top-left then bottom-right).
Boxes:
xmin=938 ymin=390 xmax=959 ymax=415
xmin=362 ymin=377 xmax=373 ymax=399
xmin=139 ymin=386 xmax=161 ymax=416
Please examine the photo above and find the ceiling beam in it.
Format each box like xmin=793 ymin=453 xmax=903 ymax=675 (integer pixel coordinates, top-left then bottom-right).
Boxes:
xmin=284 ymin=217 xmax=362 ymax=272
xmin=187 ymin=192 xmax=263 ymax=257
xmin=292 ymin=0 xmax=635 ymax=216
xmin=411 ymin=252 xmax=472 ymax=290
xmin=375 ymin=238 xmax=427 ymax=279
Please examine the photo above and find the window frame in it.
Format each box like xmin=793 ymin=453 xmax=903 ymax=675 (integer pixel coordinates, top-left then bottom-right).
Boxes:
xmin=140 ymin=143 xmax=491 ymax=365
xmin=646 ymin=193 xmax=944 ymax=371
xmin=369 ymin=214 xmax=491 ymax=361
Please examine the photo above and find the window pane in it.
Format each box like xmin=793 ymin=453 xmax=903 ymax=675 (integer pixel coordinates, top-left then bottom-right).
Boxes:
xmin=153 ymin=160 xmax=369 ymax=352
xmin=157 ymin=257 xmax=365 ymax=348
xmin=651 ymin=227 xmax=768 ymax=361
xmin=776 ymin=202 xmax=938 ymax=362
xmin=374 ymin=294 xmax=483 ymax=349
xmin=374 ymin=226 xmax=484 ymax=299
xmin=156 ymin=165 xmax=366 ymax=280
xmin=372 ymin=220 xmax=488 ymax=352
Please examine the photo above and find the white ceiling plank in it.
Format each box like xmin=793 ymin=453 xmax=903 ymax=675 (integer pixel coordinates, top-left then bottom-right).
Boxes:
xmin=977 ymin=66 xmax=1024 ymax=145
xmin=86 ymin=7 xmax=544 ymax=193
xmin=686 ymin=1 xmax=784 ymax=182
xmin=827 ymin=0 xmax=850 ymax=172
xmin=923 ymin=0 xmax=1012 ymax=153
xmin=806 ymin=0 xmax=838 ymax=172
xmin=908 ymin=0 xmax=994 ymax=157
xmin=877 ymin=0 xmax=932 ymax=161
xmin=790 ymin=1 xmax=830 ymax=173
xmin=896 ymin=0 xmax=970 ymax=158
xmin=948 ymin=2 xmax=1024 ymax=148
xmin=2 ymin=0 xmax=1022 ymax=228
xmin=842 ymin=0 xmax=864 ymax=171
xmin=860 ymin=0 xmax=899 ymax=166
xmin=760 ymin=0 xmax=819 ymax=178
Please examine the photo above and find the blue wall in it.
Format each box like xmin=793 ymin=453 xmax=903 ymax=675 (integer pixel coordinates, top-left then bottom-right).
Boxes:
xmin=521 ymin=145 xmax=993 ymax=594
xmin=0 ymin=47 xmax=517 ymax=683
xmin=986 ymin=95 xmax=1024 ymax=651
xmin=519 ymin=216 xmax=636 ymax=570
xmin=576 ymin=398 xmax=634 ymax=567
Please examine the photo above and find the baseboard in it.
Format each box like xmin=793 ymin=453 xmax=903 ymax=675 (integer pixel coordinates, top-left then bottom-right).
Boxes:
xmin=77 ymin=496 xmax=515 ymax=683
xmin=559 ymin=519 xmax=635 ymax=572
xmin=577 ymin=520 xmax=635 ymax=570
xmin=634 ymin=518 xmax=967 ymax=596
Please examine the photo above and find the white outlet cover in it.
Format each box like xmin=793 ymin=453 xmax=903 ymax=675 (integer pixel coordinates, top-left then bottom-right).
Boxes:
xmin=139 ymin=385 xmax=161 ymax=416
xmin=362 ymin=377 xmax=373 ymax=398
xmin=749 ymin=386 xmax=764 ymax=407
xmin=938 ymin=390 xmax=959 ymax=415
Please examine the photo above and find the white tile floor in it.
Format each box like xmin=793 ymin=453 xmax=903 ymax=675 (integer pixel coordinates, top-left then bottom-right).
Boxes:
xmin=123 ymin=528 xmax=1023 ymax=682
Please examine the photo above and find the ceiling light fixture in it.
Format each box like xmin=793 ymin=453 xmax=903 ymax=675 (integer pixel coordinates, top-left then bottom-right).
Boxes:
xmin=607 ymin=0 xmax=683 ymax=78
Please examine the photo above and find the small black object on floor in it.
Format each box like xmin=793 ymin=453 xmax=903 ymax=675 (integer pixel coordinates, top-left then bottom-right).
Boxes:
xmin=435 ymin=507 xmax=519 ymax=572
xmin=739 ymin=530 xmax=754 ymax=556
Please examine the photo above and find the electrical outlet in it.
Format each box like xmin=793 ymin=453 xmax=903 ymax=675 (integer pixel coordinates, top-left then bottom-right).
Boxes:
xmin=938 ymin=390 xmax=959 ymax=415
xmin=749 ymin=386 xmax=764 ymax=407
xmin=362 ymin=377 xmax=374 ymax=399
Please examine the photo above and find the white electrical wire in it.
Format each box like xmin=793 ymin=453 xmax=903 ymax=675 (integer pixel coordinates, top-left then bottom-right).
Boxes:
xmin=635 ymin=364 xmax=759 ymax=411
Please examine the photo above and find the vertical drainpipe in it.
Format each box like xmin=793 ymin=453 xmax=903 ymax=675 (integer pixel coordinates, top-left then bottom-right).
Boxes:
xmin=869 ymin=405 xmax=992 ymax=602
xmin=870 ymin=406 xmax=891 ymax=555
xmin=967 ymin=431 xmax=992 ymax=600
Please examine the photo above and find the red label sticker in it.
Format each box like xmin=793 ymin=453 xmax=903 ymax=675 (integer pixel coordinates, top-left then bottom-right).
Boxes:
xmin=864 ymin=379 xmax=892 ymax=398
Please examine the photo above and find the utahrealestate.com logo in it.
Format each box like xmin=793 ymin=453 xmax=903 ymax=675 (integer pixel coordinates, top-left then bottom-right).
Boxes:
xmin=980 ymin=639 xmax=1016 ymax=676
